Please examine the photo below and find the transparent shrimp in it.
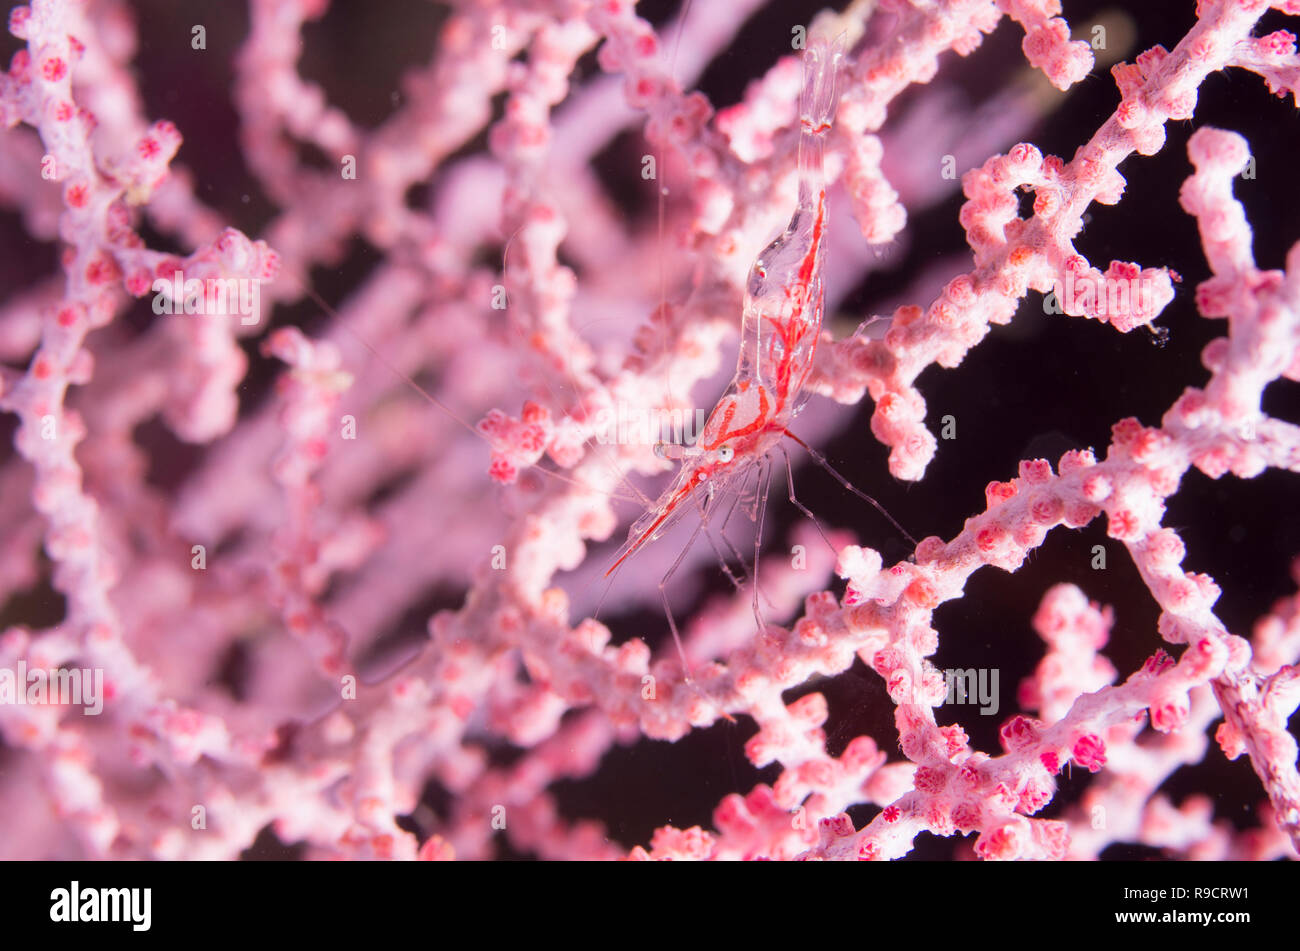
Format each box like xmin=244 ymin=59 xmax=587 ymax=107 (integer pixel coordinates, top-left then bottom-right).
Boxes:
xmin=590 ymin=38 xmax=890 ymax=722
xmin=606 ymin=38 xmax=845 ymax=581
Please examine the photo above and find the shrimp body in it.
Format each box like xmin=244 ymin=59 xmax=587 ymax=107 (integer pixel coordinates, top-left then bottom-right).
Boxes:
xmin=608 ymin=39 xmax=843 ymax=576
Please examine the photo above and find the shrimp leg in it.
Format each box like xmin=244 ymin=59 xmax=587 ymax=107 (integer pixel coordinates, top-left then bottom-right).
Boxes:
xmin=658 ymin=504 xmax=710 ymax=683
xmin=780 ymin=443 xmax=839 ymax=556
xmin=750 ymin=455 xmax=775 ymax=633
xmin=784 ymin=428 xmax=920 ymax=549
xmin=694 ymin=486 xmax=748 ymax=593
xmin=656 ymin=492 xmax=739 ymax=723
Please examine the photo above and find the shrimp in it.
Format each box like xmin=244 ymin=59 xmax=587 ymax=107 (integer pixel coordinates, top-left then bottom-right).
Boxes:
xmin=589 ymin=36 xmax=922 ymax=718
xmin=606 ymin=37 xmax=846 ymax=581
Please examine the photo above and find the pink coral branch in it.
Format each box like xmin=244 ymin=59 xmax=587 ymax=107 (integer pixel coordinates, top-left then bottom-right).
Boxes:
xmin=0 ymin=0 xmax=1297 ymax=862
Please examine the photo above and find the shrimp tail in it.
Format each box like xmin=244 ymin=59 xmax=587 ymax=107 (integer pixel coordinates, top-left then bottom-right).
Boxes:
xmin=796 ymin=36 xmax=844 ymax=200
xmin=800 ymin=36 xmax=845 ymax=136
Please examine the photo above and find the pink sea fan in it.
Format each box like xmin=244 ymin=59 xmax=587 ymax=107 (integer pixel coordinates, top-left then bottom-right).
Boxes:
xmin=0 ymin=0 xmax=1297 ymax=864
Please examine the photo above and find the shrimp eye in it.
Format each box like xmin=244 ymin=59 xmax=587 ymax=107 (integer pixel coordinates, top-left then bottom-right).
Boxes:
xmin=717 ymin=445 xmax=734 ymax=463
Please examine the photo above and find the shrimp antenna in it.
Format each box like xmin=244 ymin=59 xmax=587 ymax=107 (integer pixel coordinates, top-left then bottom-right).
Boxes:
xmin=277 ymin=268 xmax=646 ymax=504
xmin=498 ymin=223 xmax=526 ymax=280
xmin=499 ymin=223 xmax=661 ymax=511
xmin=648 ymin=0 xmax=692 ymax=424
xmin=280 ymin=269 xmax=481 ymax=439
